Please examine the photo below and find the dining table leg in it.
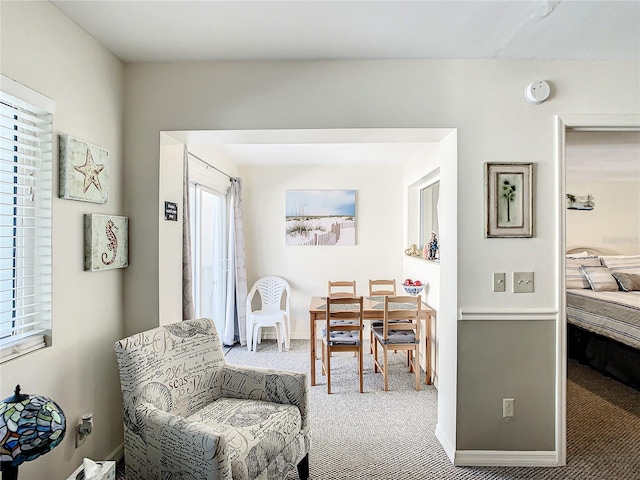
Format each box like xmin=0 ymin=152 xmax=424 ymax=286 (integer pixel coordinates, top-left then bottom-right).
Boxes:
xmin=426 ymin=313 xmax=432 ymax=385
xmin=309 ymin=312 xmax=316 ymax=386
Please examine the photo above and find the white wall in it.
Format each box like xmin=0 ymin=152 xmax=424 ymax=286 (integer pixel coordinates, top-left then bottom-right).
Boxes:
xmin=124 ymin=59 xmax=638 ymax=460
xmin=0 ymin=3 xmax=125 ymax=479
xmin=429 ymin=132 xmax=459 ymax=458
xmin=403 ymin=142 xmax=446 ymax=381
xmin=241 ymin=163 xmax=404 ymax=330
xmin=404 ymin=144 xmax=442 ymax=313
xmin=566 ymin=181 xmax=640 ymax=254
xmin=402 ymin=133 xmax=459 ymax=456
xmin=158 ymin=138 xmax=184 ymax=326
xmin=156 ymin=138 xmax=241 ymax=329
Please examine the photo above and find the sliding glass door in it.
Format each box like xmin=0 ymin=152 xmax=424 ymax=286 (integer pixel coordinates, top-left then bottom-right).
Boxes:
xmin=189 ymin=183 xmax=228 ymax=338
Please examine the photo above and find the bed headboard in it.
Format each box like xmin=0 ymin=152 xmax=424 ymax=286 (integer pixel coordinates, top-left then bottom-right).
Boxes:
xmin=566 ymin=246 xmax=603 ymax=256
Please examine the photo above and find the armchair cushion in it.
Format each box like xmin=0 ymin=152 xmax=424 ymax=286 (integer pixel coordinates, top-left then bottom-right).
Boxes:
xmin=138 ymin=402 xmax=230 ymax=479
xmin=220 ymin=364 xmax=309 ymax=437
xmin=188 ymin=398 xmax=303 ymax=479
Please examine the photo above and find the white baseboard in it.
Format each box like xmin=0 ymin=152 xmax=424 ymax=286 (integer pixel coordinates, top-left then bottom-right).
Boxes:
xmin=454 ymin=450 xmax=559 ymax=467
xmin=258 ymin=332 xmax=307 ymax=340
xmin=435 ymin=424 xmax=455 ymax=463
xmin=107 ymin=443 xmax=124 ymax=462
xmin=458 ymin=308 xmax=558 ymax=321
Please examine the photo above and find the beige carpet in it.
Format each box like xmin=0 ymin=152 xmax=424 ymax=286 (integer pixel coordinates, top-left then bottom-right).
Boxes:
xmin=116 ymin=339 xmax=640 ymax=479
xmin=224 ymin=339 xmax=640 ymax=480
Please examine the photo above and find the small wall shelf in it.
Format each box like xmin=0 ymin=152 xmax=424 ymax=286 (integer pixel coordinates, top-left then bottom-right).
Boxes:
xmin=405 ymin=254 xmax=440 ymax=264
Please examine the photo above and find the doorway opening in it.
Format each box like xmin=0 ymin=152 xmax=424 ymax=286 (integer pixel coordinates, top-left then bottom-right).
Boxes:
xmin=159 ymin=127 xmax=459 ymax=461
xmin=556 ymin=114 xmax=640 ymax=465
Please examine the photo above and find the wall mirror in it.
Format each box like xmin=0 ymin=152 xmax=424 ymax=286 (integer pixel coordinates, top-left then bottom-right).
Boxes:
xmin=420 ymin=181 xmax=440 ymax=256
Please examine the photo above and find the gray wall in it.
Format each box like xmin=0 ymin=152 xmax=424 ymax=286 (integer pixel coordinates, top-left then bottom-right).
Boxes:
xmin=457 ymin=320 xmax=556 ymax=450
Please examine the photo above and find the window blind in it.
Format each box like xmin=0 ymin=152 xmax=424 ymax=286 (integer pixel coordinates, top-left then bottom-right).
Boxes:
xmin=0 ymin=77 xmax=54 ymax=363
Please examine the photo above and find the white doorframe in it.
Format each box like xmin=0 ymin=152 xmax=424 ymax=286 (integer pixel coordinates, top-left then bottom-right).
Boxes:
xmin=555 ymin=114 xmax=640 ymax=466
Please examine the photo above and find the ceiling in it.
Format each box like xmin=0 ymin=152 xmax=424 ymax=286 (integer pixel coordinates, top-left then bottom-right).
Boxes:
xmin=51 ymin=1 xmax=639 ymax=63
xmin=50 ymin=1 xmax=640 ymax=170
xmin=167 ymin=128 xmax=452 ymax=166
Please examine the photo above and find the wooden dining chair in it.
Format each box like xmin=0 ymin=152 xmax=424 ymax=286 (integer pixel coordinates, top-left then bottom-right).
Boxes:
xmin=369 ymin=279 xmax=396 ymax=297
xmin=321 ymin=296 xmax=364 ymax=394
xmin=328 ymin=280 xmax=356 ymax=298
xmin=328 ymin=281 xmax=359 ymax=358
xmin=368 ymin=279 xmax=397 ymax=353
xmin=372 ymin=295 xmax=422 ymax=391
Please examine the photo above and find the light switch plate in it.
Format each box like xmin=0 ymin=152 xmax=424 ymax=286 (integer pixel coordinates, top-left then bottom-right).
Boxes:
xmin=493 ymin=273 xmax=506 ymax=292
xmin=513 ymin=272 xmax=534 ymax=293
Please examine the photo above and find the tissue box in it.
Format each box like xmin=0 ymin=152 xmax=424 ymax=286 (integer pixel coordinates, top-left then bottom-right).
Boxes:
xmin=66 ymin=461 xmax=116 ymax=480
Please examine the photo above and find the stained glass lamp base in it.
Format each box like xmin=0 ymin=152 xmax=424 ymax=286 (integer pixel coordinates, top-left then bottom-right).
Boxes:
xmin=1 ymin=463 xmax=18 ymax=480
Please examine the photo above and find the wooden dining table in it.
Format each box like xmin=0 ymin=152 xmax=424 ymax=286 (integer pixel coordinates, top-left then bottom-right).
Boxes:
xmin=308 ymin=296 xmax=434 ymax=387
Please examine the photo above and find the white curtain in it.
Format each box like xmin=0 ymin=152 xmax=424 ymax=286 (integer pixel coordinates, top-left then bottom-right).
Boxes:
xmin=223 ymin=178 xmax=248 ymax=346
xmin=182 ymin=146 xmax=195 ymax=320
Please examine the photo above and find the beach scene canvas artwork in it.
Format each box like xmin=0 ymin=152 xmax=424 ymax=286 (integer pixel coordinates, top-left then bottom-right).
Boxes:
xmin=286 ymin=190 xmax=356 ymax=246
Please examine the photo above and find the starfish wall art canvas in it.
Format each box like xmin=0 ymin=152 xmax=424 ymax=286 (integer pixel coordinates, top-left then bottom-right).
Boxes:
xmin=59 ymin=134 xmax=109 ymax=203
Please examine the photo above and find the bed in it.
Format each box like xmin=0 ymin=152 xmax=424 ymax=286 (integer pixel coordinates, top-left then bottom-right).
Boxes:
xmin=565 ymin=250 xmax=640 ymax=390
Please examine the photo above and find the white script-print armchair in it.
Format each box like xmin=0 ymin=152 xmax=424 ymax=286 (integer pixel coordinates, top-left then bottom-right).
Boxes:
xmin=246 ymin=276 xmax=291 ymax=352
xmin=114 ymin=318 xmax=310 ymax=480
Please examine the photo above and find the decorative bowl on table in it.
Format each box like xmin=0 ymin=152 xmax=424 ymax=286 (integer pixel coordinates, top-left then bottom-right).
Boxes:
xmin=402 ymin=281 xmax=424 ymax=296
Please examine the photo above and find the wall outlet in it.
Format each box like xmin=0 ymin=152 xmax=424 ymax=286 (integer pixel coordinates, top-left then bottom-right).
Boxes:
xmin=75 ymin=424 xmax=88 ymax=448
xmin=513 ymin=272 xmax=534 ymax=293
xmin=503 ymin=398 xmax=515 ymax=418
xmin=75 ymin=413 xmax=93 ymax=448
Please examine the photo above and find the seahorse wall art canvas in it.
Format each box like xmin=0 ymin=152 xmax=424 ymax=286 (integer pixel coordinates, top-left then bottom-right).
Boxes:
xmin=84 ymin=214 xmax=128 ymax=271
xmin=59 ymin=134 xmax=109 ymax=203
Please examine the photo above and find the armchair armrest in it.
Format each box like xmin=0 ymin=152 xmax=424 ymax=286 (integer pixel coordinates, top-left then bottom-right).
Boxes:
xmin=221 ymin=364 xmax=310 ymax=436
xmin=137 ymin=402 xmax=232 ymax=480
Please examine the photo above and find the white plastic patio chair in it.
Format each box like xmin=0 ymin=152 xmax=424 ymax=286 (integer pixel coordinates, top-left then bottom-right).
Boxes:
xmin=246 ymin=276 xmax=291 ymax=352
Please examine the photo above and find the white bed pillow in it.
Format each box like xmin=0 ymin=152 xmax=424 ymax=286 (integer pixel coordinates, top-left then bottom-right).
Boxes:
xmin=599 ymin=255 xmax=640 ymax=275
xmin=566 ymin=256 xmax=601 ymax=289
xmin=580 ymin=265 xmax=619 ymax=292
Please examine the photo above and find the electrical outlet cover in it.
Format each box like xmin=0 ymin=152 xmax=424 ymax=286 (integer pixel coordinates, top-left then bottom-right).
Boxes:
xmin=513 ymin=272 xmax=534 ymax=293
xmin=503 ymin=398 xmax=515 ymax=418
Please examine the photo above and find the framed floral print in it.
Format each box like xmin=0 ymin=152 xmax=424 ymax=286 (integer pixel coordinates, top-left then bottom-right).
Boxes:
xmin=485 ymin=163 xmax=533 ymax=238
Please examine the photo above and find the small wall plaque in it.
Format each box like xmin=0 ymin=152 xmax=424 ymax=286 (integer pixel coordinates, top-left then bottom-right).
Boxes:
xmin=164 ymin=201 xmax=178 ymax=221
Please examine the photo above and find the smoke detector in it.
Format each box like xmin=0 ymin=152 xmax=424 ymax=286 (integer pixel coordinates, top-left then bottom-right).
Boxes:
xmin=524 ymin=80 xmax=551 ymax=104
